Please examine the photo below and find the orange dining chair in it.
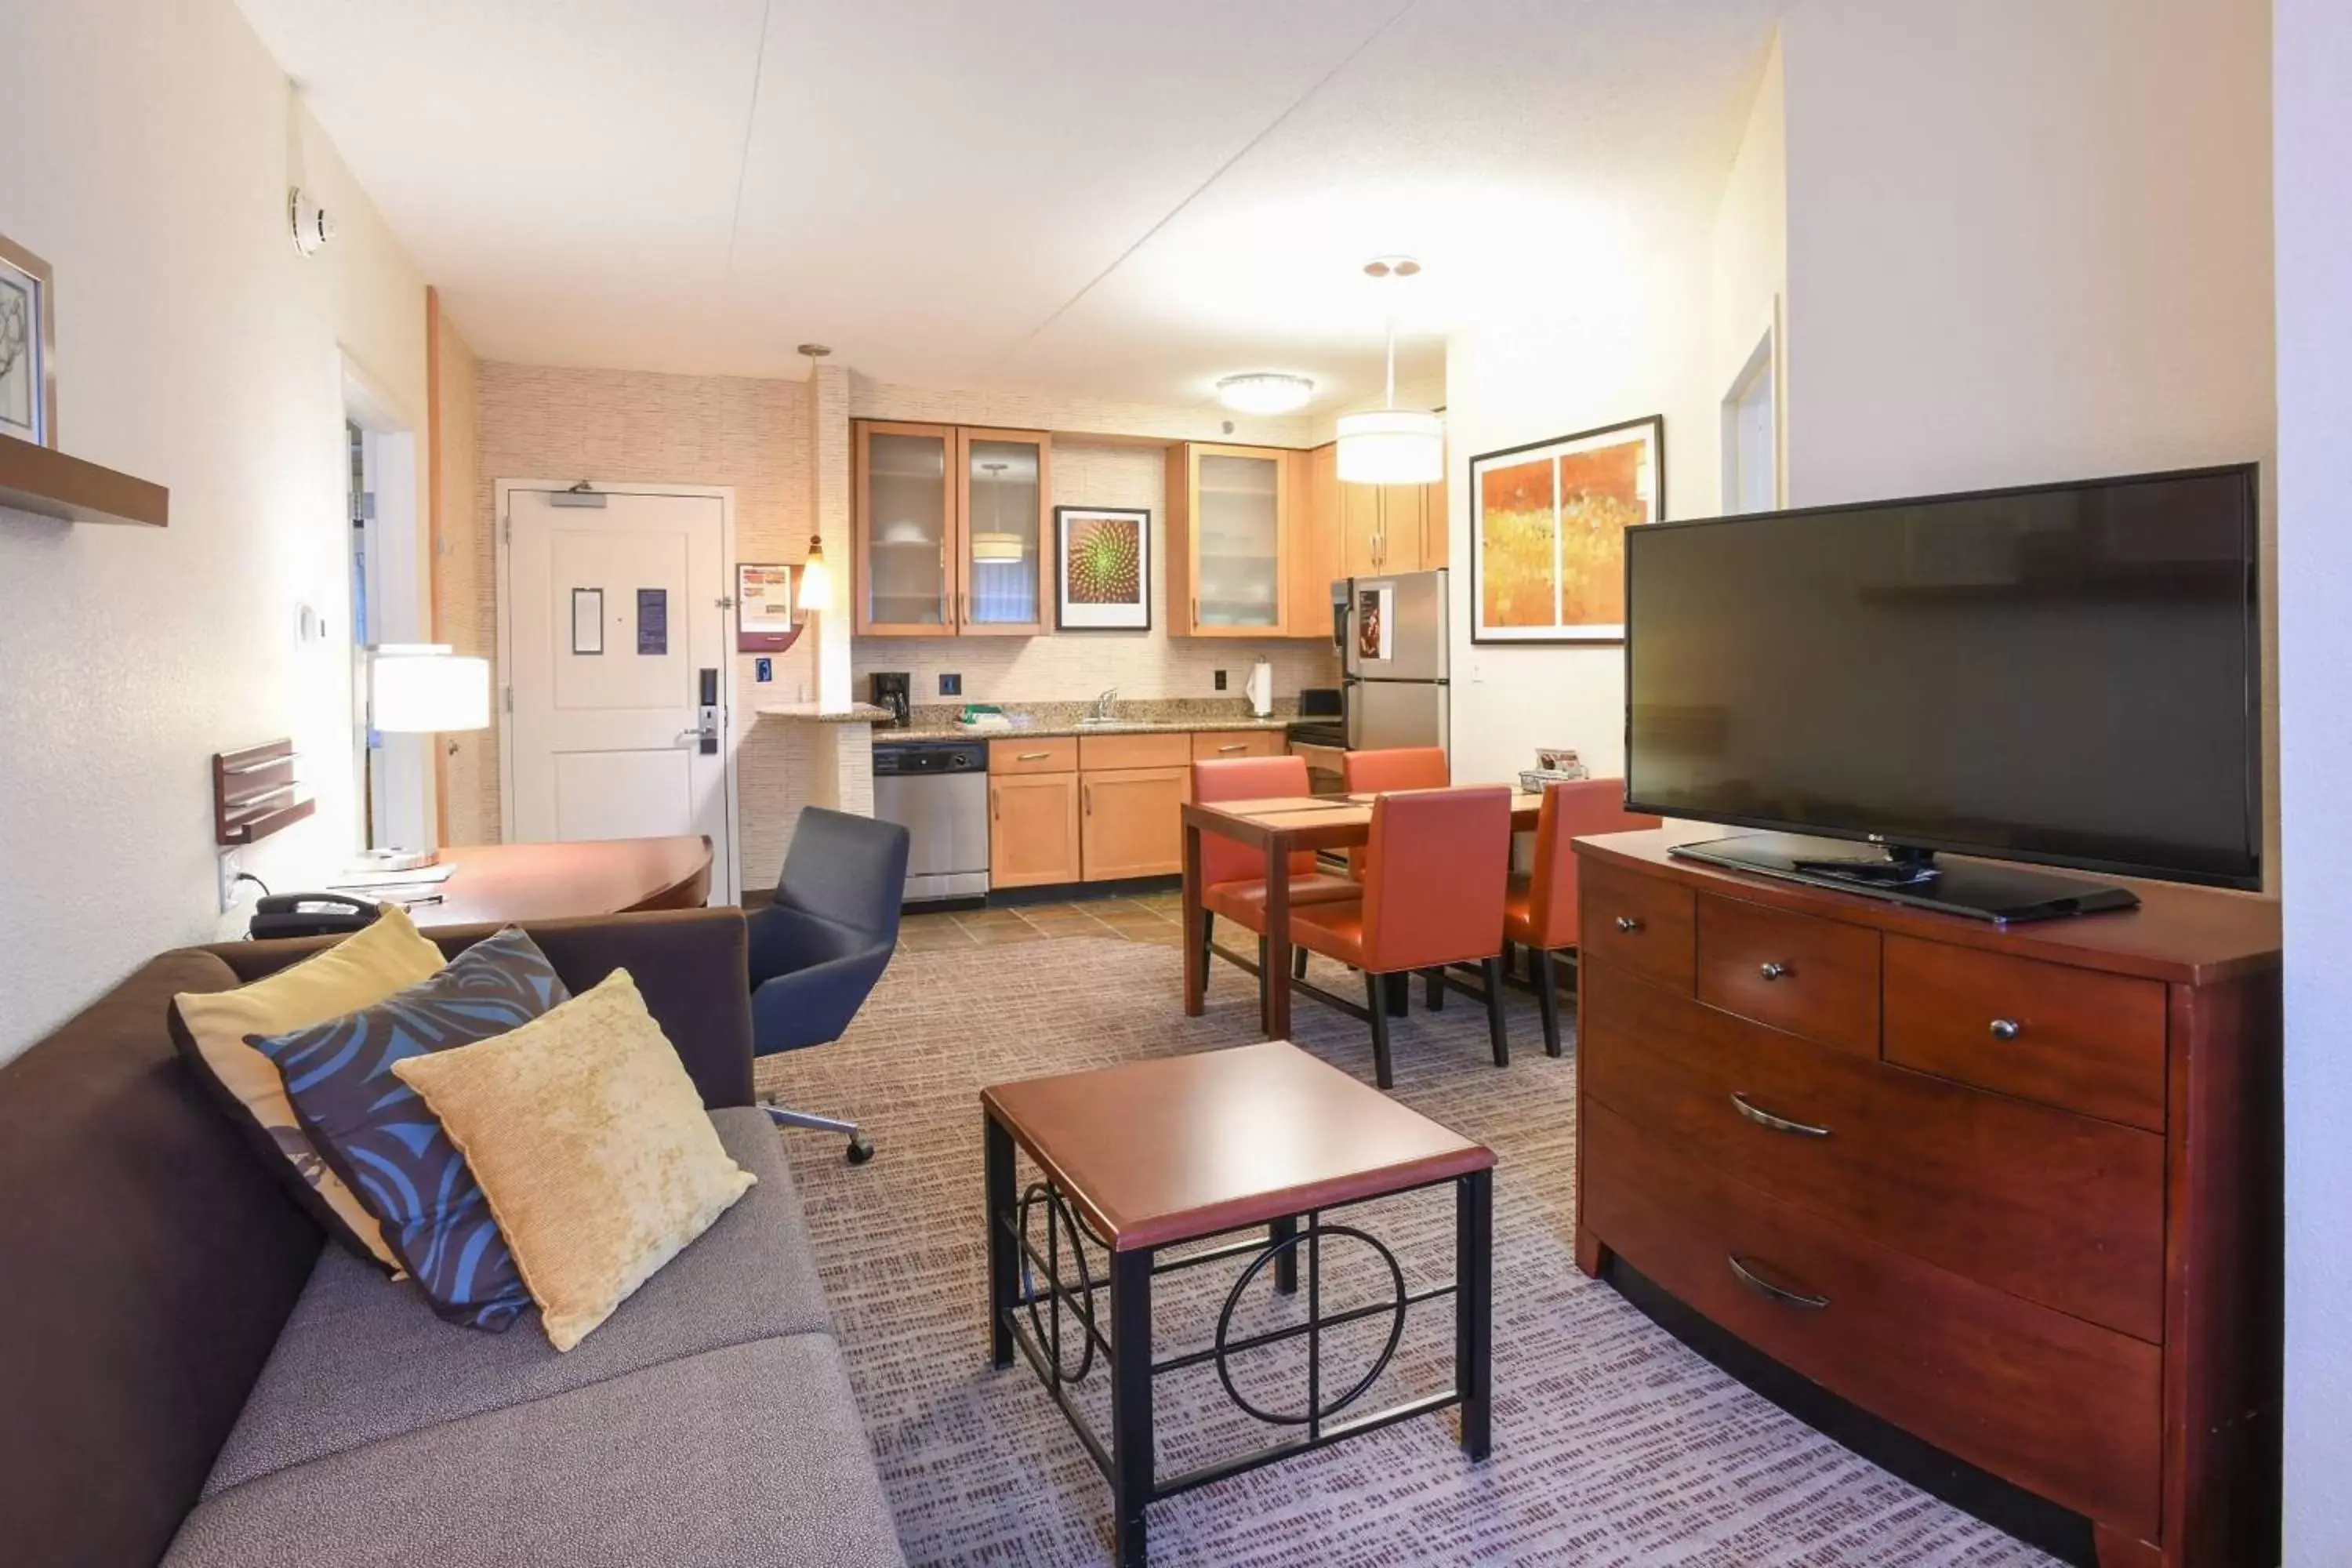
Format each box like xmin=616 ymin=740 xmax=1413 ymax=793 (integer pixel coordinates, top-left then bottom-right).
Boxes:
xmin=1287 ymin=786 xmax=1513 ymax=1090
xmin=1508 ymin=779 xmax=1661 ymax=1056
xmin=1338 ymin=746 xmax=1451 ymax=887
xmin=1192 ymin=756 xmax=1358 ymax=1013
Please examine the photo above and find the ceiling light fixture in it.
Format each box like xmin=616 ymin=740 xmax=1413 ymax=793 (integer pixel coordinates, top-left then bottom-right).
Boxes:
xmin=1336 ymin=257 xmax=1443 ymax=485
xmin=1216 ymin=372 xmax=1315 ymax=416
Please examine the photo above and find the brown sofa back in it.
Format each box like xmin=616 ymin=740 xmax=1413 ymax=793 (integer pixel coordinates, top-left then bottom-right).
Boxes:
xmin=0 ymin=907 xmax=754 ymax=1568
xmin=0 ymin=949 xmax=323 ymax=1568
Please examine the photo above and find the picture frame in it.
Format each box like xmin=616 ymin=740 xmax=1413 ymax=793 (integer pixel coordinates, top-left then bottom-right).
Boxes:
xmin=1468 ymin=415 xmax=1664 ymax=645
xmin=1054 ymin=506 xmax=1152 ymax=631
xmin=0 ymin=232 xmax=57 ymax=449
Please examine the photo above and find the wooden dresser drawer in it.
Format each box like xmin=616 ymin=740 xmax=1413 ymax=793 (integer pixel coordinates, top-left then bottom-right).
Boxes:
xmin=990 ymin=737 xmax=1079 ymax=775
xmin=1577 ymin=858 xmax=1694 ymax=992
xmin=1584 ymin=1099 xmax=2161 ymax=1537
xmin=1079 ymin=731 xmax=1192 ymax=771
xmin=1884 ymin=935 xmax=2167 ymax=1132
xmin=1191 ymin=729 xmax=1283 ymax=760
xmin=1697 ymin=895 xmax=1880 ymax=1057
xmin=1581 ymin=964 xmax=2165 ymax=1341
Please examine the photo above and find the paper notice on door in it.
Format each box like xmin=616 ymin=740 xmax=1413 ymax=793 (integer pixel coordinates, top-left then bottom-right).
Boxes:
xmin=572 ymin=587 xmax=604 ymax=655
xmin=637 ymin=588 xmax=668 ymax=655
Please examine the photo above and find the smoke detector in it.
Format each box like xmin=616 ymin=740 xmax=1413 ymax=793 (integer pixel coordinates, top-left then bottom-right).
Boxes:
xmin=289 ymin=187 xmax=336 ymax=256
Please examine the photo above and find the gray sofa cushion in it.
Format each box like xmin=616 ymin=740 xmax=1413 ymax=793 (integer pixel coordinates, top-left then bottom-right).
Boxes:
xmin=205 ymin=1107 xmax=833 ymax=1494
xmin=164 ymin=1334 xmax=905 ymax=1568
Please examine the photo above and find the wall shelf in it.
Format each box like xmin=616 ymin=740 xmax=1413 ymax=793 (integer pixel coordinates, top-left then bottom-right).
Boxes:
xmin=0 ymin=437 xmax=169 ymax=528
xmin=213 ymin=739 xmax=314 ymax=845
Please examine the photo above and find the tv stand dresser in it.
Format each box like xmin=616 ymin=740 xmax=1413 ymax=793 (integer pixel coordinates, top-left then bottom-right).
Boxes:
xmin=1572 ymin=831 xmax=2280 ymax=1568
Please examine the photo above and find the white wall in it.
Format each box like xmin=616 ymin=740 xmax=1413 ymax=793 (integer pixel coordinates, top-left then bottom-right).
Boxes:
xmin=2275 ymin=0 xmax=2352 ymax=1557
xmin=1711 ymin=34 xmax=1788 ymax=510
xmin=0 ymin=0 xmax=429 ymax=1062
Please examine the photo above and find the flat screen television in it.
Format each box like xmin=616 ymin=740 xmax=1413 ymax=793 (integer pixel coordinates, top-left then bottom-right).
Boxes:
xmin=1624 ymin=463 xmax=2261 ymax=920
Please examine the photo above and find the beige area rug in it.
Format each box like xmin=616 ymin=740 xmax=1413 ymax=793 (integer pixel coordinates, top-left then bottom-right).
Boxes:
xmin=753 ymin=935 xmax=2059 ymax=1568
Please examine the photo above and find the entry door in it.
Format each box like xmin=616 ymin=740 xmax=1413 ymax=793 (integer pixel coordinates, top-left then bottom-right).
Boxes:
xmin=503 ymin=488 xmax=732 ymax=899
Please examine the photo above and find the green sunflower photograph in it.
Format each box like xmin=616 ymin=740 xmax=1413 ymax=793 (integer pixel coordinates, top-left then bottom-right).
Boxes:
xmin=1054 ymin=507 xmax=1152 ymax=630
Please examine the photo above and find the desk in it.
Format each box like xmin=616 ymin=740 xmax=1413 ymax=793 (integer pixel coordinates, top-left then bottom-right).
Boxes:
xmin=1180 ymin=792 xmax=1542 ymax=1039
xmin=406 ymin=837 xmax=713 ymax=929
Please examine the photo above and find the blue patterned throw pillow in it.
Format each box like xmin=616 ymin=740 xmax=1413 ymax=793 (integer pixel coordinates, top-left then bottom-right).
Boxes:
xmin=250 ymin=929 xmax=568 ymax=1331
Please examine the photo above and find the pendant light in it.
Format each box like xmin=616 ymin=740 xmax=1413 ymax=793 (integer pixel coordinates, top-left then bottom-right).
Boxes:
xmin=1336 ymin=258 xmax=1443 ymax=485
xmin=796 ymin=533 xmax=833 ymax=613
xmin=969 ymin=461 xmax=1024 ymax=562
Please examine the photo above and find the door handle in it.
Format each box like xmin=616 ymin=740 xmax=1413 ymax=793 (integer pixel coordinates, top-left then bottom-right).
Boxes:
xmin=1084 ymin=785 xmax=1093 ymax=816
xmin=992 ymin=789 xmax=1000 ymax=822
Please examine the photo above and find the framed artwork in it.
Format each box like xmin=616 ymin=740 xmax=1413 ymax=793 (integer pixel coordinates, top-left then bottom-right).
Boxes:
xmin=0 ymin=233 xmax=56 ymax=448
xmin=1469 ymin=415 xmax=1664 ymax=644
xmin=1054 ymin=506 xmax=1151 ymax=630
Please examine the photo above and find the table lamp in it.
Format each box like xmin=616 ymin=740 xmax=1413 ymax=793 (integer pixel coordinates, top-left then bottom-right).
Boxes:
xmin=358 ymin=644 xmax=491 ymax=871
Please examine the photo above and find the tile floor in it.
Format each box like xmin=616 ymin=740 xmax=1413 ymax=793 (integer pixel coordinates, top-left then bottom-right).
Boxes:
xmin=896 ymin=888 xmax=1187 ymax=951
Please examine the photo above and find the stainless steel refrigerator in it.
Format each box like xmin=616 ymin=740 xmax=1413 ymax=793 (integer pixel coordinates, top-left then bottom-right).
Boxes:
xmin=1338 ymin=568 xmax=1450 ymax=754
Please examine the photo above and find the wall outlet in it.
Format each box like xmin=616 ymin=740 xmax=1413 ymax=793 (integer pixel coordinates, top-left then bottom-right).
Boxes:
xmin=939 ymin=673 xmax=962 ymax=696
xmin=216 ymin=849 xmax=246 ymax=914
xmin=1214 ymin=670 xmax=1228 ymax=691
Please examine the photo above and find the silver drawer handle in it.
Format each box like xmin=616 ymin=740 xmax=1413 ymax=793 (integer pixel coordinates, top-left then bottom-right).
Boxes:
xmin=1758 ymin=960 xmax=1791 ymax=982
xmin=1989 ymin=1018 xmax=2022 ymax=1041
xmin=1614 ymin=915 xmax=1643 ymax=934
xmin=1730 ymin=1091 xmax=1831 ymax=1138
xmin=1016 ymin=751 xmax=1051 ymax=761
xmin=1728 ymin=1254 xmax=1830 ymax=1309
xmin=1218 ymin=743 xmax=1247 ymax=753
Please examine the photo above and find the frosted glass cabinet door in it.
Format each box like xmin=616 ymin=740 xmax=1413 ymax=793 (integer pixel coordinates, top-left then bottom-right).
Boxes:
xmin=956 ymin=427 xmax=1051 ymax=635
xmin=1194 ymin=449 xmax=1283 ymax=630
xmin=856 ymin=423 xmax=953 ymax=634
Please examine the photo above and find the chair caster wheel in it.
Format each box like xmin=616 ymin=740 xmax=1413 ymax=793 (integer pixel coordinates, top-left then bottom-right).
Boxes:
xmin=846 ymin=1135 xmax=875 ymax=1166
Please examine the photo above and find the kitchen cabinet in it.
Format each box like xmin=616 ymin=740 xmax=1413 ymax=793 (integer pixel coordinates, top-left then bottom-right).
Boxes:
xmin=989 ymin=771 xmax=1082 ymax=887
xmin=1080 ymin=766 xmax=1191 ymax=881
xmin=1192 ymin=730 xmax=1283 ymax=760
xmin=1167 ymin=442 xmax=1293 ymax=637
xmin=1309 ymin=441 xmax=1446 ymax=578
xmin=855 ymin=420 xmax=1051 ymax=637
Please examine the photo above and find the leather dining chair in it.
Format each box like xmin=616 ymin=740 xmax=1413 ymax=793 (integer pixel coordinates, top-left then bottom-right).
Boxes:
xmin=1337 ymin=743 xmax=1453 ymax=903
xmin=1192 ymin=755 xmax=1358 ymax=1013
xmin=1287 ymin=786 xmax=1514 ymax=1090
xmin=1508 ymin=779 xmax=1661 ymax=1056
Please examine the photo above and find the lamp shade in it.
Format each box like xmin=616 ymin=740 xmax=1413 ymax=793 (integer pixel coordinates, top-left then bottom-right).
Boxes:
xmin=1335 ymin=409 xmax=1444 ymax=485
xmin=371 ymin=648 xmax=490 ymax=732
xmin=796 ymin=534 xmax=834 ymax=612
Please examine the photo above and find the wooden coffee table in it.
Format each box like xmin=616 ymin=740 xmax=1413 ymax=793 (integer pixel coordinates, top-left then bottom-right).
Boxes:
xmin=982 ymin=1041 xmax=1497 ymax=1568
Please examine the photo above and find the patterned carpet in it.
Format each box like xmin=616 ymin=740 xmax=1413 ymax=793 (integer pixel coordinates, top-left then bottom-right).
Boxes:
xmin=753 ymin=931 xmax=2060 ymax=1568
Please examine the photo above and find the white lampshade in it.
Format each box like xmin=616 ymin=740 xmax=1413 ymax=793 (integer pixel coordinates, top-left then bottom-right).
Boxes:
xmin=1336 ymin=408 xmax=1445 ymax=485
xmin=970 ymin=532 xmax=1025 ymax=563
xmin=795 ymin=535 xmax=834 ymax=612
xmin=371 ymin=648 xmax=490 ymax=732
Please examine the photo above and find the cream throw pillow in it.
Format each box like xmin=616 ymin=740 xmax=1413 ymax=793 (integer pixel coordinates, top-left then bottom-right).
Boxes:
xmin=172 ymin=903 xmax=444 ymax=1272
xmin=392 ymin=969 xmax=757 ymax=1352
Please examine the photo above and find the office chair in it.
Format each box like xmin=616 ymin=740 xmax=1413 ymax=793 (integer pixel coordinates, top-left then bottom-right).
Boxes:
xmin=746 ymin=807 xmax=910 ymax=1163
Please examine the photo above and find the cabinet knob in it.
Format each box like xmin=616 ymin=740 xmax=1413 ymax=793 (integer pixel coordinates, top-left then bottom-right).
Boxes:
xmin=1989 ymin=1018 xmax=2022 ymax=1041
xmin=1759 ymin=960 xmax=1791 ymax=982
xmin=1613 ymin=915 xmax=1642 ymax=934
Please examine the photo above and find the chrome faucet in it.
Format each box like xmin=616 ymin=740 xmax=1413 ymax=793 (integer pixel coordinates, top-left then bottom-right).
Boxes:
xmin=1089 ymin=686 xmax=1120 ymax=722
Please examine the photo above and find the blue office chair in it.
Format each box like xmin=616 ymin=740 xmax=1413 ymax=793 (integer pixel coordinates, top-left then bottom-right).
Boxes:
xmin=746 ymin=807 xmax=910 ymax=1164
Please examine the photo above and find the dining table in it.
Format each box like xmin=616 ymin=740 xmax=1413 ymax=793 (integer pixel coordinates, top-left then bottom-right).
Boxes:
xmin=1180 ymin=789 xmax=1546 ymax=1040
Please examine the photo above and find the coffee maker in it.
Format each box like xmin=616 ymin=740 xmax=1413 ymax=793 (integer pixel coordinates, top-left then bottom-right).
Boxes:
xmin=867 ymin=671 xmax=911 ymax=728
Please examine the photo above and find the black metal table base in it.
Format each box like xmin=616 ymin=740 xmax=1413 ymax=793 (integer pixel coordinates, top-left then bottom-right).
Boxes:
xmin=985 ymin=1115 xmax=1493 ymax=1568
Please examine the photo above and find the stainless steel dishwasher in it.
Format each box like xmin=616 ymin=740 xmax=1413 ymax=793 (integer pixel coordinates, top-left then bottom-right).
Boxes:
xmin=872 ymin=739 xmax=989 ymax=904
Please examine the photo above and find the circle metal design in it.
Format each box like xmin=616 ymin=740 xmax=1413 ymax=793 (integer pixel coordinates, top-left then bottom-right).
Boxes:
xmin=1212 ymin=1224 xmax=1407 ymax=1427
xmin=1018 ymin=1182 xmax=1099 ymax=1385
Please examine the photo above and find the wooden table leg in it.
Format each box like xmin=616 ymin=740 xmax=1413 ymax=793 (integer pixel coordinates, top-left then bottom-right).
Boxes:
xmin=1181 ymin=818 xmax=1204 ymax=1017
xmin=1264 ymin=831 xmax=1292 ymax=1040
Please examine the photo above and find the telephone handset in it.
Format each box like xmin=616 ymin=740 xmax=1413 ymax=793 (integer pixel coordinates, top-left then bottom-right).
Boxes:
xmin=248 ymin=892 xmax=380 ymax=942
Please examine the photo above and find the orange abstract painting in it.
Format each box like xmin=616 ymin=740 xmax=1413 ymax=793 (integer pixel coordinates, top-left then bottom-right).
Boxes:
xmin=1470 ymin=417 xmax=1661 ymax=643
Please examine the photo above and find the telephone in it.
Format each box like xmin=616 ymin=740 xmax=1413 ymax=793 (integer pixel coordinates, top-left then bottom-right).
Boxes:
xmin=249 ymin=893 xmax=381 ymax=942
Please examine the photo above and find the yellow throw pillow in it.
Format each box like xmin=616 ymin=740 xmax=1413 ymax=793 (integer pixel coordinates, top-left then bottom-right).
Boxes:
xmin=172 ymin=903 xmax=445 ymax=1272
xmin=392 ymin=969 xmax=757 ymax=1352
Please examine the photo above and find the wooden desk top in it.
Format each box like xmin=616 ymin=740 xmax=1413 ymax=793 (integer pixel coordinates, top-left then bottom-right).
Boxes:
xmin=982 ymin=1041 xmax=1494 ymax=1251
xmin=411 ymin=837 xmax=713 ymax=929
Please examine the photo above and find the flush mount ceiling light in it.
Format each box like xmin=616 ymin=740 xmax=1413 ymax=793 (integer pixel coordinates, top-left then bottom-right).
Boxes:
xmin=1337 ymin=257 xmax=1443 ymax=485
xmin=1216 ymin=372 xmax=1315 ymax=416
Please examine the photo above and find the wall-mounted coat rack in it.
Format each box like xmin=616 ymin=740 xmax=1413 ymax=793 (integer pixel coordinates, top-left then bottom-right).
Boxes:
xmin=212 ymin=739 xmax=314 ymax=845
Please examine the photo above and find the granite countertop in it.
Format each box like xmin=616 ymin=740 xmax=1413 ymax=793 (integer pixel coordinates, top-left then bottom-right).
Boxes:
xmin=888 ymin=714 xmax=1295 ymax=740
xmin=753 ymin=701 xmax=896 ymax=724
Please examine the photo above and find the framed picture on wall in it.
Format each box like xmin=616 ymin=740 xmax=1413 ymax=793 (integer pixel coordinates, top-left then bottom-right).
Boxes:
xmin=1468 ymin=415 xmax=1664 ymax=644
xmin=0 ymin=232 xmax=57 ymax=448
xmin=1054 ymin=506 xmax=1151 ymax=630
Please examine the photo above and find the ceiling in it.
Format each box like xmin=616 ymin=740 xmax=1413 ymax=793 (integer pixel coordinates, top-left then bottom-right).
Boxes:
xmin=237 ymin=0 xmax=1784 ymax=412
